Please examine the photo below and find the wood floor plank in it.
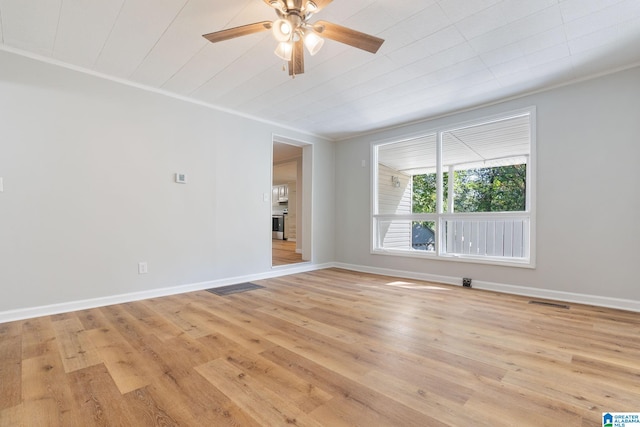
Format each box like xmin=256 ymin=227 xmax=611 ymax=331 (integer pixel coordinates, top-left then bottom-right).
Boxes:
xmin=143 ymin=296 xmax=211 ymax=338
xmin=272 ymin=239 xmax=303 ymax=266
xmin=145 ymin=357 xmax=263 ymax=426
xmin=129 ymin=298 xmax=206 ymax=340
xmin=222 ymin=349 xmax=333 ymax=413
xmin=22 ymin=390 xmax=73 ymax=427
xmin=75 ymin=307 xmax=111 ymax=331
xmin=122 ymin=387 xmax=180 ymax=427
xmin=50 ymin=317 xmax=101 ymax=373
xmin=0 ymin=333 xmax=22 ymax=410
xmin=145 ymin=330 xmax=224 ymax=369
xmin=21 ymin=352 xmax=80 ymax=426
xmin=129 ymin=310 xmax=185 ymax=342
xmin=214 ymin=305 xmax=376 ymax=379
xmin=21 ymin=317 xmax=57 ymax=359
xmin=462 ymin=380 xmax=585 ymax=426
xmin=261 ymin=345 xmax=443 ymax=427
xmin=0 ymin=403 xmax=23 ymax=426
xmin=309 ymin=394 xmax=440 ymax=427
xmin=67 ymin=364 xmax=147 ymax=426
xmin=569 ymin=354 xmax=640 ymax=390
xmin=84 ymin=324 xmax=155 ymax=394
xmin=358 ymin=368 xmax=491 ymax=426
xmin=191 ymin=308 xmax=278 ymax=354
xmin=138 ymin=327 xmax=261 ymax=426
xmin=196 ymin=358 xmax=326 ymax=427
xmin=255 ymin=303 xmax=364 ymax=345
xmin=340 ymin=342 xmax=480 ymax=404
xmin=98 ymin=303 xmax=189 ymax=368
xmin=2 ymin=268 xmax=639 ymax=426
xmin=501 ymin=367 xmax=640 ymax=418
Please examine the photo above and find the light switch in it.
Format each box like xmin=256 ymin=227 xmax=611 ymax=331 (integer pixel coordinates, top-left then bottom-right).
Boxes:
xmin=0 ymin=177 xmax=3 ymax=192
xmin=175 ymin=173 xmax=187 ymax=184
xmin=263 ymin=192 xmax=270 ymax=202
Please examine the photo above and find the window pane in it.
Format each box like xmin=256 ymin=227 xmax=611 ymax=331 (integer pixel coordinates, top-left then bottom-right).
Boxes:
xmin=442 ymin=114 xmax=530 ymax=213
xmin=453 ymin=164 xmax=526 ymax=212
xmin=412 ymin=173 xmax=453 ymax=213
xmin=375 ymin=219 xmax=436 ymax=252
xmin=377 ymin=135 xmax=437 ymax=215
xmin=412 ymin=221 xmax=436 ymax=251
xmin=412 ymin=173 xmax=436 ymax=213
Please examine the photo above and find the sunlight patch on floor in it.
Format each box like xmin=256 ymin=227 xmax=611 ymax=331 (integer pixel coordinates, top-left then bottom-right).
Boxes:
xmin=384 ymin=281 xmax=450 ymax=290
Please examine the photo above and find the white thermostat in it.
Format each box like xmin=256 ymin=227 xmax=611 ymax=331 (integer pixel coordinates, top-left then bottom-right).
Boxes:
xmin=175 ymin=173 xmax=187 ymax=184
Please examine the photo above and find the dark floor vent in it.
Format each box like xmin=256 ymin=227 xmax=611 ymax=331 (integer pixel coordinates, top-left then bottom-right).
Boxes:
xmin=206 ymin=282 xmax=265 ymax=296
xmin=528 ymin=300 xmax=570 ymax=309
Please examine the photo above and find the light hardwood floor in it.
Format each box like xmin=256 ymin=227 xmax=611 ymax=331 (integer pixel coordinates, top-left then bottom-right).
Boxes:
xmin=1 ymin=268 xmax=639 ymax=426
xmin=272 ymin=239 xmax=304 ymax=266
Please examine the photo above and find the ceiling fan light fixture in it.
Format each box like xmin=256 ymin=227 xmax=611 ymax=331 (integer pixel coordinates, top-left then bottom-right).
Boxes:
xmin=303 ymin=31 xmax=324 ymax=56
xmin=304 ymin=1 xmax=318 ymax=13
xmin=269 ymin=0 xmax=285 ymax=12
xmin=274 ymin=41 xmax=293 ymax=61
xmin=272 ymin=18 xmax=292 ymax=42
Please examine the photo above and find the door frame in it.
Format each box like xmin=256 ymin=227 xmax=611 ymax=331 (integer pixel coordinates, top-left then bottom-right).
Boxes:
xmin=271 ymin=135 xmax=312 ymax=264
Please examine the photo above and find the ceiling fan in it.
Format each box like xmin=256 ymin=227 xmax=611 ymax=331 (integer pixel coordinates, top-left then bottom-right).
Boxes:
xmin=202 ymin=0 xmax=385 ymax=76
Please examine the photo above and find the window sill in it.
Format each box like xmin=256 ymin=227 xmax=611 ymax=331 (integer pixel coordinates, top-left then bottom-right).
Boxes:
xmin=371 ymin=248 xmax=535 ymax=269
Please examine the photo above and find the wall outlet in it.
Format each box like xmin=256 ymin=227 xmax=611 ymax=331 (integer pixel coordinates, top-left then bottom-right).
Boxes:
xmin=462 ymin=278 xmax=472 ymax=288
xmin=138 ymin=262 xmax=148 ymax=274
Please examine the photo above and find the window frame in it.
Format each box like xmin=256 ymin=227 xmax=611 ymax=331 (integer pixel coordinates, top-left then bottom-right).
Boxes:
xmin=370 ymin=107 xmax=536 ymax=268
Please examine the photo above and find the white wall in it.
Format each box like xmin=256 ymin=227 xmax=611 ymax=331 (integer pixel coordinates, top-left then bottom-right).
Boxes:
xmin=335 ymin=65 xmax=640 ymax=303
xmin=0 ymin=50 xmax=335 ymax=315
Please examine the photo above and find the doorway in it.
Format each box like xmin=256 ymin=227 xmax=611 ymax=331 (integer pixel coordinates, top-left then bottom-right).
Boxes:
xmin=272 ymin=137 xmax=311 ymax=266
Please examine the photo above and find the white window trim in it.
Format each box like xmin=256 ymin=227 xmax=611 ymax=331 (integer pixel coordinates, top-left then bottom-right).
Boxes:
xmin=370 ymin=107 xmax=536 ymax=269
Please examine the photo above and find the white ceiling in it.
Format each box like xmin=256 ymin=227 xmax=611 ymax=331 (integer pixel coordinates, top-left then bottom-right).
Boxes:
xmin=1 ymin=0 xmax=639 ymax=140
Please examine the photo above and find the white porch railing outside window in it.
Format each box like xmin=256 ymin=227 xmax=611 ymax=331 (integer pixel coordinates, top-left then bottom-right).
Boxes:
xmin=442 ymin=214 xmax=529 ymax=260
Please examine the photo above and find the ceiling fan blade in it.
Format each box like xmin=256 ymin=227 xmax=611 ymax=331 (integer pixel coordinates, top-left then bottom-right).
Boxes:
xmin=313 ymin=20 xmax=384 ymax=54
xmin=202 ymin=21 xmax=272 ymax=44
xmin=288 ymin=39 xmax=305 ymax=76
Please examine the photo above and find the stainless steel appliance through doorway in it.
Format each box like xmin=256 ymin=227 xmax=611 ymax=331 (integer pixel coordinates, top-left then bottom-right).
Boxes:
xmin=272 ymin=215 xmax=284 ymax=240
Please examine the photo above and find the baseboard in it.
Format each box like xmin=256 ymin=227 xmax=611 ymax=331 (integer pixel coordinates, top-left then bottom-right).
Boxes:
xmin=4 ymin=261 xmax=638 ymax=323
xmin=333 ymin=262 xmax=640 ymax=313
xmin=0 ymin=262 xmax=333 ymax=323
xmin=474 ymin=280 xmax=640 ymax=313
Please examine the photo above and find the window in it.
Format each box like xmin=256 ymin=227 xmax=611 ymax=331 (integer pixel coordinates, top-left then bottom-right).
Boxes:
xmin=372 ymin=109 xmax=535 ymax=267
